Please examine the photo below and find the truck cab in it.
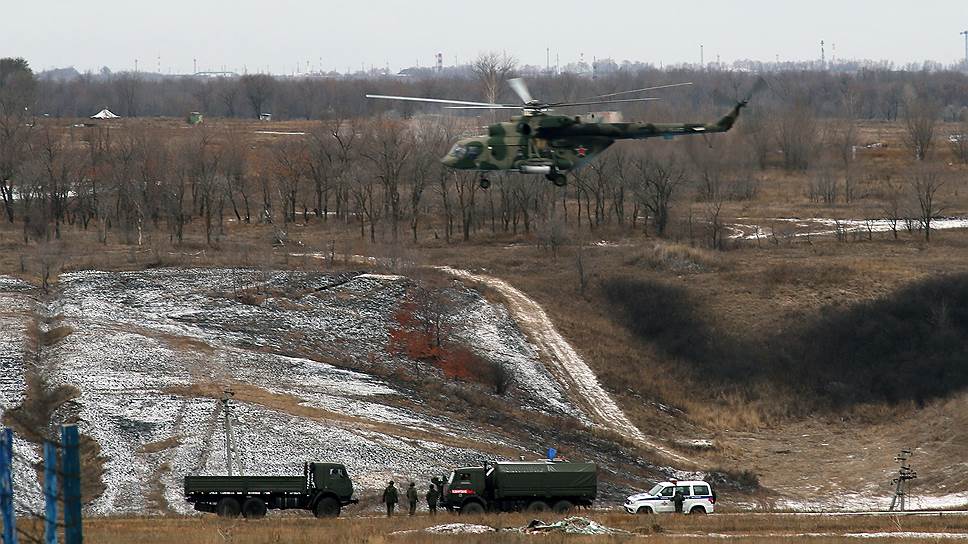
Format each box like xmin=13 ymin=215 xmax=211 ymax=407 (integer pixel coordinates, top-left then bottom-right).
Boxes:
xmin=309 ymin=462 xmax=354 ymax=500
xmin=441 ymin=467 xmax=487 ymax=511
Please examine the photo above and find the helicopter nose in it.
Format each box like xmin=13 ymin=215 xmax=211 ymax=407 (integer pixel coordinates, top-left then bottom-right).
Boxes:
xmin=440 ymin=154 xmax=457 ymax=167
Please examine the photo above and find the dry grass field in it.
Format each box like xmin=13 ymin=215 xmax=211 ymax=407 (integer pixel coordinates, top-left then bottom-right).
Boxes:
xmin=9 ymin=511 xmax=968 ymax=544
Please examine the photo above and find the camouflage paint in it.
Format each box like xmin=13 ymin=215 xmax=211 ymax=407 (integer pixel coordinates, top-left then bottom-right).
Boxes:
xmin=440 ymin=102 xmax=746 ymax=174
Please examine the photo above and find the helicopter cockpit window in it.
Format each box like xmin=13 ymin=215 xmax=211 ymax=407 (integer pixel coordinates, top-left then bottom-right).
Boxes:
xmin=449 ymin=144 xmax=466 ymax=158
xmin=464 ymin=144 xmax=482 ymax=159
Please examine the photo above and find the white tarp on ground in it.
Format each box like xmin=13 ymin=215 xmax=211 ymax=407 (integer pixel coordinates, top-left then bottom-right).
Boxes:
xmin=90 ymin=109 xmax=120 ymax=119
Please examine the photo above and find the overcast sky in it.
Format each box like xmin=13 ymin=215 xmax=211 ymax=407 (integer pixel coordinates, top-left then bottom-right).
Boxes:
xmin=5 ymin=1 xmax=968 ymax=74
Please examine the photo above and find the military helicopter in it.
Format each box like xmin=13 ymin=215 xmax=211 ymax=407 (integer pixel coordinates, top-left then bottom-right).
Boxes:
xmin=366 ymin=78 xmax=760 ymax=188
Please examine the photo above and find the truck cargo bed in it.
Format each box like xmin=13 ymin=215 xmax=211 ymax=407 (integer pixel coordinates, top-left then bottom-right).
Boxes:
xmin=184 ymin=476 xmax=305 ymax=494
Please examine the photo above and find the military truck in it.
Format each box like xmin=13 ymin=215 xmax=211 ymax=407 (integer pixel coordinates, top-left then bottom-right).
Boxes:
xmin=184 ymin=462 xmax=357 ymax=519
xmin=439 ymin=460 xmax=597 ymax=514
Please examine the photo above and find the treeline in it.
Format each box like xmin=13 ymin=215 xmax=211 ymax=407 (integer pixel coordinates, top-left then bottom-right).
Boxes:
xmin=2 ymin=57 xmax=968 ymax=249
xmin=31 ymin=64 xmax=968 ymax=122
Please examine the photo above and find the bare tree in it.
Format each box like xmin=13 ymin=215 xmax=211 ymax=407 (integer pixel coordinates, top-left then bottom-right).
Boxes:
xmin=880 ymin=179 xmax=905 ymax=240
xmin=361 ymin=118 xmax=412 ymax=242
xmin=909 ymin=165 xmax=944 ymax=241
xmin=831 ymin=118 xmax=859 ymax=202
xmin=902 ymin=91 xmax=939 ymax=161
xmin=240 ymin=74 xmax=275 ymax=118
xmin=113 ymin=74 xmax=142 ymax=117
xmin=776 ymin=99 xmax=819 ymax=171
xmin=472 ymin=52 xmax=517 ymax=107
xmin=948 ymin=120 xmax=968 ymax=164
xmin=634 ymin=153 xmax=688 ymax=236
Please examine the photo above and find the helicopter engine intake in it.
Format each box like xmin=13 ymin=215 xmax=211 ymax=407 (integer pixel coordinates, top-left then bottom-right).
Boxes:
xmin=519 ymin=165 xmax=552 ymax=174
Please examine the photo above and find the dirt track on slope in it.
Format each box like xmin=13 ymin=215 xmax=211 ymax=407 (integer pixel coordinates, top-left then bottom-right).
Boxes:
xmin=439 ymin=266 xmax=693 ymax=466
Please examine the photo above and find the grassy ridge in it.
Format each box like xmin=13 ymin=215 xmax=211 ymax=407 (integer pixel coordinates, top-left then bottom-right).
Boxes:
xmin=602 ymin=273 xmax=968 ymax=409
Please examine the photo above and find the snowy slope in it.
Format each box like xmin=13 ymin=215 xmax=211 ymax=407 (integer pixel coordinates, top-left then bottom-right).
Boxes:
xmin=1 ymin=269 xmax=585 ymax=515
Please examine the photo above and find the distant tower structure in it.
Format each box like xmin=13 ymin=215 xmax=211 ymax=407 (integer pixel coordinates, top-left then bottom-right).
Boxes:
xmin=962 ymin=31 xmax=968 ymax=64
xmin=193 ymin=58 xmax=197 ymax=74
xmin=700 ymin=44 xmax=704 ymax=67
xmin=821 ymin=40 xmax=826 ymax=68
xmin=436 ymin=52 xmax=443 ymax=73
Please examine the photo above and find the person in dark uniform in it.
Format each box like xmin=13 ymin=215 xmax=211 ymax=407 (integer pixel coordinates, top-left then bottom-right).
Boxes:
xmin=407 ymin=482 xmax=418 ymax=515
xmin=382 ymin=481 xmax=398 ymax=517
xmin=426 ymin=483 xmax=439 ymax=515
xmin=673 ymin=488 xmax=686 ymax=514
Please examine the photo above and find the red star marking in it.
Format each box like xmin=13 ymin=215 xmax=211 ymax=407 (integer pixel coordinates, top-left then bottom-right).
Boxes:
xmin=576 ymin=146 xmax=587 ymax=157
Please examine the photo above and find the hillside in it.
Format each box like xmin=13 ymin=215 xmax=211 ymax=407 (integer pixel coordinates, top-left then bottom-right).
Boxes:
xmin=0 ymin=265 xmax=702 ymax=516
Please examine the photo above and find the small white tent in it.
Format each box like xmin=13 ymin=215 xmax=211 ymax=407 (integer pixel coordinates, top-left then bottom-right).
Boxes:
xmin=90 ymin=109 xmax=120 ymax=119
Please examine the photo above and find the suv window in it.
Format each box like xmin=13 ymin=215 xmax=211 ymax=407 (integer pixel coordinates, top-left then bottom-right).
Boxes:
xmin=676 ymin=486 xmax=691 ymax=496
xmin=693 ymin=485 xmax=710 ymax=496
xmin=659 ymin=486 xmax=674 ymax=497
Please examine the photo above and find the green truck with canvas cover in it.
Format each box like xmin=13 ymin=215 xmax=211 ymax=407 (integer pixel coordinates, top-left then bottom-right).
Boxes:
xmin=440 ymin=460 xmax=597 ymax=514
xmin=184 ymin=462 xmax=357 ymax=519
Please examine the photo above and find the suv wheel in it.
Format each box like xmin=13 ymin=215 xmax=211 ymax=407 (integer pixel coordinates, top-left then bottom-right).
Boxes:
xmin=690 ymin=506 xmax=707 ymax=515
xmin=637 ymin=505 xmax=654 ymax=515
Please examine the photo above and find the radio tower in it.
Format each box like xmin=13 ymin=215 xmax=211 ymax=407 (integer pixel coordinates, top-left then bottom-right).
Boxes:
xmin=821 ymin=40 xmax=826 ymax=69
xmin=436 ymin=52 xmax=443 ymax=73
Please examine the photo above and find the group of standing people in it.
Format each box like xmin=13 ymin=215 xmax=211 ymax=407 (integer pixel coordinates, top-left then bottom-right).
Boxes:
xmin=381 ymin=480 xmax=440 ymax=516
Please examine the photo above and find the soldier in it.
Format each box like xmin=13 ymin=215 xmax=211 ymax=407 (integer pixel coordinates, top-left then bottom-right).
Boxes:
xmin=406 ymin=481 xmax=418 ymax=516
xmin=426 ymin=483 xmax=439 ymax=516
xmin=673 ymin=488 xmax=686 ymax=514
xmin=382 ymin=481 xmax=398 ymax=517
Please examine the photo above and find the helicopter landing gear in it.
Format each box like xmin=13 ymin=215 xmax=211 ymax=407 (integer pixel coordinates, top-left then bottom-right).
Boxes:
xmin=479 ymin=176 xmax=491 ymax=189
xmin=545 ymin=173 xmax=567 ymax=187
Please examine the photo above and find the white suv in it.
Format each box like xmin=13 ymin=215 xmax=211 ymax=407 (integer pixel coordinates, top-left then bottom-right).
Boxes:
xmin=624 ymin=480 xmax=716 ymax=515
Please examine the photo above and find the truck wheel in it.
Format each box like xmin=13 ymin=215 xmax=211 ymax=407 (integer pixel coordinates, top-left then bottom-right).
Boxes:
xmin=690 ymin=506 xmax=707 ymax=515
xmin=526 ymin=500 xmax=549 ymax=513
xmin=314 ymin=497 xmax=341 ymax=518
xmin=636 ymin=506 xmax=654 ymax=515
xmin=242 ymin=498 xmax=267 ymax=520
xmin=460 ymin=502 xmax=485 ymax=515
xmin=216 ymin=497 xmax=241 ymax=518
xmin=552 ymin=500 xmax=573 ymax=514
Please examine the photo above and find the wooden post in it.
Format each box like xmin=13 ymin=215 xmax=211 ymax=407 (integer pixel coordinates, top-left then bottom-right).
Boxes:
xmin=60 ymin=426 xmax=81 ymax=544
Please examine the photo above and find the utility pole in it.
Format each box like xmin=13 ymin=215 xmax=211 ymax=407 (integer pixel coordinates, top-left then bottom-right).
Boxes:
xmin=700 ymin=44 xmax=704 ymax=67
xmin=222 ymin=390 xmax=239 ymax=477
xmin=889 ymin=449 xmax=917 ymax=511
xmin=821 ymin=40 xmax=826 ymax=69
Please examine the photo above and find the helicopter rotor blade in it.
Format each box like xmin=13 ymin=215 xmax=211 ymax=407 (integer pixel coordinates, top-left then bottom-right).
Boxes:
xmin=583 ymin=82 xmax=693 ymax=100
xmin=365 ymin=94 xmax=511 ymax=108
xmin=549 ymin=97 xmax=663 ymax=108
xmin=508 ymin=78 xmax=534 ymax=104
xmin=744 ymin=77 xmax=769 ymax=102
xmin=443 ymin=106 xmax=527 ymax=110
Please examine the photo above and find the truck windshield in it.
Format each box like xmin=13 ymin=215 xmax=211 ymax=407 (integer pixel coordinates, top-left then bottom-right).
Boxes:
xmin=648 ymin=484 xmax=663 ymax=496
xmin=447 ymin=472 xmax=456 ymax=484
